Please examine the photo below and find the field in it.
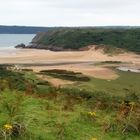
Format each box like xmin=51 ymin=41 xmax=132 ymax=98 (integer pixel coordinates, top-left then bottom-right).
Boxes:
xmin=0 ymin=65 xmax=140 ymax=140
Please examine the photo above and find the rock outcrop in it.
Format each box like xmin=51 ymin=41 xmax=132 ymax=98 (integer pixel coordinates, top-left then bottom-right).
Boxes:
xmin=15 ymin=43 xmax=26 ymax=48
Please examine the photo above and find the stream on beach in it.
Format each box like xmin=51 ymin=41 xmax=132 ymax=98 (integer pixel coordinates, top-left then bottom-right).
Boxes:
xmin=117 ymin=67 xmax=140 ymax=73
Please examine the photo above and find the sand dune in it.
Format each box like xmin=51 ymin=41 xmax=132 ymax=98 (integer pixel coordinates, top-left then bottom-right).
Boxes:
xmin=0 ymin=48 xmax=140 ymax=64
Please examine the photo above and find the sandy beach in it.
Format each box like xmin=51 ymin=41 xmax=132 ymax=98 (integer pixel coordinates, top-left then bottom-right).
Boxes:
xmin=0 ymin=48 xmax=140 ymax=79
xmin=0 ymin=48 xmax=140 ymax=64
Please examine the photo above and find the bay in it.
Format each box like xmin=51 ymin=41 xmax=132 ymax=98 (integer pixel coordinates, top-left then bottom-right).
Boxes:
xmin=0 ymin=34 xmax=35 ymax=48
xmin=0 ymin=34 xmax=35 ymax=56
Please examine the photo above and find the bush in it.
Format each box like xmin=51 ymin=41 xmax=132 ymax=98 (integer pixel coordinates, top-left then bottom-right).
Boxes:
xmin=39 ymin=69 xmax=90 ymax=82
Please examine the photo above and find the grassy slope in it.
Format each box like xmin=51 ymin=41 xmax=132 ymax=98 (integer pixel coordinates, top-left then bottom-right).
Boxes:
xmin=76 ymin=70 xmax=140 ymax=98
xmin=1 ymin=90 xmax=139 ymax=140
xmin=0 ymin=68 xmax=140 ymax=140
xmin=35 ymin=28 xmax=140 ymax=53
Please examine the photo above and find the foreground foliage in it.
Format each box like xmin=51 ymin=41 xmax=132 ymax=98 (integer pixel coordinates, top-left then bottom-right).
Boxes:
xmin=0 ymin=67 xmax=140 ymax=140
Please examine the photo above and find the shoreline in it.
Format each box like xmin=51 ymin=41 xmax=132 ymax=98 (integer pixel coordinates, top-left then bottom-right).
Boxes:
xmin=0 ymin=47 xmax=20 ymax=56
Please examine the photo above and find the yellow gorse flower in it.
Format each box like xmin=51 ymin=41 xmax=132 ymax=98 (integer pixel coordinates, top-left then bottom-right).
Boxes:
xmin=3 ymin=124 xmax=13 ymax=130
xmin=88 ymin=111 xmax=96 ymax=117
xmin=91 ymin=138 xmax=98 ymax=140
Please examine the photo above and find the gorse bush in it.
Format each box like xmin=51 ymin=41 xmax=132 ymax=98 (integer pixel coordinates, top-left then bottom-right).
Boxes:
xmin=0 ymin=91 xmax=26 ymax=139
xmin=0 ymin=66 xmax=26 ymax=91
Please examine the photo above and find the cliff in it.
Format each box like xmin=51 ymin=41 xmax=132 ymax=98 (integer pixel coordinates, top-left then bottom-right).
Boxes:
xmin=18 ymin=28 xmax=140 ymax=53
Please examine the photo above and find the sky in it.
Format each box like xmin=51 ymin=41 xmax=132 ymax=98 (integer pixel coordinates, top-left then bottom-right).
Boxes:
xmin=0 ymin=0 xmax=140 ymax=27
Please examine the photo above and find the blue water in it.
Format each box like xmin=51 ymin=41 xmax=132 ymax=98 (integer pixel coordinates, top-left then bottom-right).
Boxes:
xmin=0 ymin=34 xmax=35 ymax=56
xmin=0 ymin=34 xmax=35 ymax=48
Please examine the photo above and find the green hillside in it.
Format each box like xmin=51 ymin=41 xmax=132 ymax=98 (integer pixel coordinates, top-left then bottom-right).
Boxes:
xmin=0 ymin=65 xmax=140 ymax=140
xmin=33 ymin=28 xmax=140 ymax=53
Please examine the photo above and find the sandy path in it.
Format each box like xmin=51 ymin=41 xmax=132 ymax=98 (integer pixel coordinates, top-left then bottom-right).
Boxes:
xmin=36 ymin=74 xmax=74 ymax=87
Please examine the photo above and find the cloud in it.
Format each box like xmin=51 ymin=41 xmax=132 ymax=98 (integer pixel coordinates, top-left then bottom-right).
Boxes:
xmin=0 ymin=0 xmax=140 ymax=26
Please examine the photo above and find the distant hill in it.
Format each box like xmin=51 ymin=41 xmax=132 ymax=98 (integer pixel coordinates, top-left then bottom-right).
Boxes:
xmin=0 ymin=25 xmax=140 ymax=34
xmin=0 ymin=25 xmax=52 ymax=34
xmin=29 ymin=28 xmax=140 ymax=53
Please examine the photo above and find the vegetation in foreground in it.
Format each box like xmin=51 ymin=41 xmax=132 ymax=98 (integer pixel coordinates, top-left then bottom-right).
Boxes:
xmin=0 ymin=66 xmax=140 ymax=140
xmin=32 ymin=28 xmax=140 ymax=53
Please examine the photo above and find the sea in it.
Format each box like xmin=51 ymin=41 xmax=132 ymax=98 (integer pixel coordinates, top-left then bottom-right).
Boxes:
xmin=0 ymin=34 xmax=35 ymax=56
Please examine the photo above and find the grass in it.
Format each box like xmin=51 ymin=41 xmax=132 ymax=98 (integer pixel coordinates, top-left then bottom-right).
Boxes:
xmin=0 ymin=67 xmax=140 ymax=140
xmin=94 ymin=61 xmax=123 ymax=66
xmin=95 ymin=45 xmax=125 ymax=55
xmin=75 ymin=70 xmax=140 ymax=98
xmin=0 ymin=90 xmax=139 ymax=140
